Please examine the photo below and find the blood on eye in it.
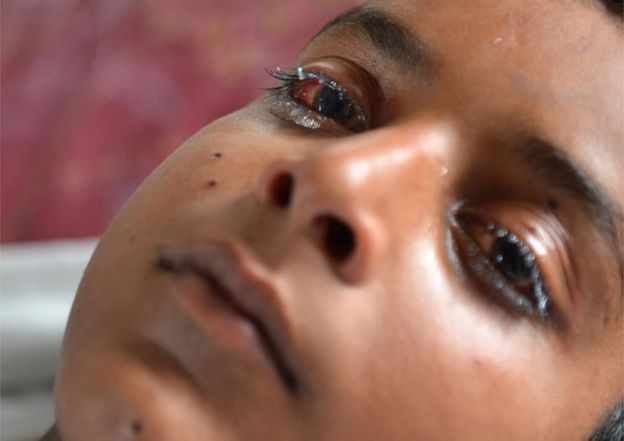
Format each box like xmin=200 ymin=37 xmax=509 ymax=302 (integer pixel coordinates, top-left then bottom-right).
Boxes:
xmin=293 ymin=80 xmax=354 ymax=124
xmin=266 ymin=67 xmax=369 ymax=132
xmin=293 ymin=80 xmax=319 ymax=106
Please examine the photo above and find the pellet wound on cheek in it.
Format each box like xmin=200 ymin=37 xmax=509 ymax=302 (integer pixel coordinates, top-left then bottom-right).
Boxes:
xmin=547 ymin=199 xmax=559 ymax=210
xmin=210 ymin=152 xmax=222 ymax=160
xmin=206 ymin=180 xmax=218 ymax=188
xmin=131 ymin=420 xmax=143 ymax=436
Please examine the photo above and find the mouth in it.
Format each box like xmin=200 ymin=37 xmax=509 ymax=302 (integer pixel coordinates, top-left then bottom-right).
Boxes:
xmin=156 ymin=242 xmax=299 ymax=394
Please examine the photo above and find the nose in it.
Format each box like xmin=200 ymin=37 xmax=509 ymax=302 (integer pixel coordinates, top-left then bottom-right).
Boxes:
xmin=255 ymin=123 xmax=453 ymax=284
xmin=257 ymin=157 xmax=382 ymax=284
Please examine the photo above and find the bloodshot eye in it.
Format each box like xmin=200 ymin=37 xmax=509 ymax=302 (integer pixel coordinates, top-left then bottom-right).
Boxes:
xmin=291 ymin=76 xmax=362 ymax=129
xmin=267 ymin=67 xmax=368 ymax=133
xmin=452 ymin=212 xmax=551 ymax=320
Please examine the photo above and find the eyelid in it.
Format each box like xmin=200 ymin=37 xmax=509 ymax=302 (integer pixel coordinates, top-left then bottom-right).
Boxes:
xmin=510 ymin=209 xmax=575 ymax=311
xmin=469 ymin=203 xmax=574 ymax=306
xmin=452 ymin=202 xmax=573 ymax=325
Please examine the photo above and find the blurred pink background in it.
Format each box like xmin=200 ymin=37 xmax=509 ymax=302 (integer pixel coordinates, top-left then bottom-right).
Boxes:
xmin=1 ymin=0 xmax=361 ymax=243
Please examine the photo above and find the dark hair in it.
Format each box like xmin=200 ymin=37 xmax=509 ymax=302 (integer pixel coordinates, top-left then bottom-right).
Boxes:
xmin=600 ymin=0 xmax=624 ymax=17
xmin=589 ymin=403 xmax=623 ymax=441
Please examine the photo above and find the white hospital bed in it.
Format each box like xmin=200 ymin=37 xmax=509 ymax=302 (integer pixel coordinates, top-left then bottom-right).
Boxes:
xmin=1 ymin=239 xmax=97 ymax=441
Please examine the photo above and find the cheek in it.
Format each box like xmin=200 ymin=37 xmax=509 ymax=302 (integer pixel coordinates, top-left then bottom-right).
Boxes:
xmin=56 ymin=343 xmax=236 ymax=441
xmin=363 ymin=240 xmax=564 ymax=439
xmin=82 ymin=110 xmax=282 ymax=279
xmin=56 ymin=113 xmax=296 ymax=439
xmin=59 ymin=111 xmax=279 ymax=382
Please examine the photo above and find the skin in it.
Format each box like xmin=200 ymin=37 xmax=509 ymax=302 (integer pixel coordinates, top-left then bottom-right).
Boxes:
xmin=52 ymin=0 xmax=623 ymax=440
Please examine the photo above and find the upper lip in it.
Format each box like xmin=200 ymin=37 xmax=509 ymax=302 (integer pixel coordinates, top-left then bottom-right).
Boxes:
xmin=156 ymin=240 xmax=299 ymax=394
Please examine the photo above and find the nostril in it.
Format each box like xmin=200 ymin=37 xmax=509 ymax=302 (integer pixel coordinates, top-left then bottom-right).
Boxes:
xmin=268 ymin=172 xmax=295 ymax=207
xmin=313 ymin=215 xmax=357 ymax=263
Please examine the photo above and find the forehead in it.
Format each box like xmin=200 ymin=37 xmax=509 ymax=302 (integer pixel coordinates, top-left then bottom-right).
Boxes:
xmin=367 ymin=0 xmax=622 ymax=111
xmin=380 ymin=1 xmax=621 ymax=139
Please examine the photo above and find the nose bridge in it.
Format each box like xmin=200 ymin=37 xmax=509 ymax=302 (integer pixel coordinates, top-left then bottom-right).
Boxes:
xmin=298 ymin=120 xmax=454 ymax=204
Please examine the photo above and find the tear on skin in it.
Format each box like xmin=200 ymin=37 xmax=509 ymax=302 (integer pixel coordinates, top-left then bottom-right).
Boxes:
xmin=271 ymin=96 xmax=324 ymax=130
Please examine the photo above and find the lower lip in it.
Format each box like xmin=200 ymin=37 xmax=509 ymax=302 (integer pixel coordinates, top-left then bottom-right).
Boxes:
xmin=170 ymin=273 xmax=270 ymax=363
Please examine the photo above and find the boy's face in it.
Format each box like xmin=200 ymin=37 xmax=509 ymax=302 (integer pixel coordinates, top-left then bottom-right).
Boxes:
xmin=56 ymin=0 xmax=622 ymax=440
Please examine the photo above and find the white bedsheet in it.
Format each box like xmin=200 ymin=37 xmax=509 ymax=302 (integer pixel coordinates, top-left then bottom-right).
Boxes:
xmin=1 ymin=239 xmax=97 ymax=441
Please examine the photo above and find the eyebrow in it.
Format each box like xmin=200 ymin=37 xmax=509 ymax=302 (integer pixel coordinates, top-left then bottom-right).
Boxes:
xmin=312 ymin=7 xmax=432 ymax=72
xmin=515 ymin=137 xmax=623 ymax=278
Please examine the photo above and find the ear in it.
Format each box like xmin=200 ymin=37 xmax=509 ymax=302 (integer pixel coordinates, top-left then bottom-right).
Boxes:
xmin=39 ymin=425 xmax=61 ymax=441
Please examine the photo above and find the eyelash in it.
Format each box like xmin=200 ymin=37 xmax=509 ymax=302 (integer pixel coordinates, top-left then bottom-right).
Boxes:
xmin=452 ymin=212 xmax=552 ymax=321
xmin=266 ymin=67 xmax=368 ymax=133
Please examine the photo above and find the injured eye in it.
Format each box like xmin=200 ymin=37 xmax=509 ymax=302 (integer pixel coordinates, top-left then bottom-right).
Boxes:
xmin=265 ymin=59 xmax=377 ymax=133
xmin=451 ymin=209 xmax=552 ymax=320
